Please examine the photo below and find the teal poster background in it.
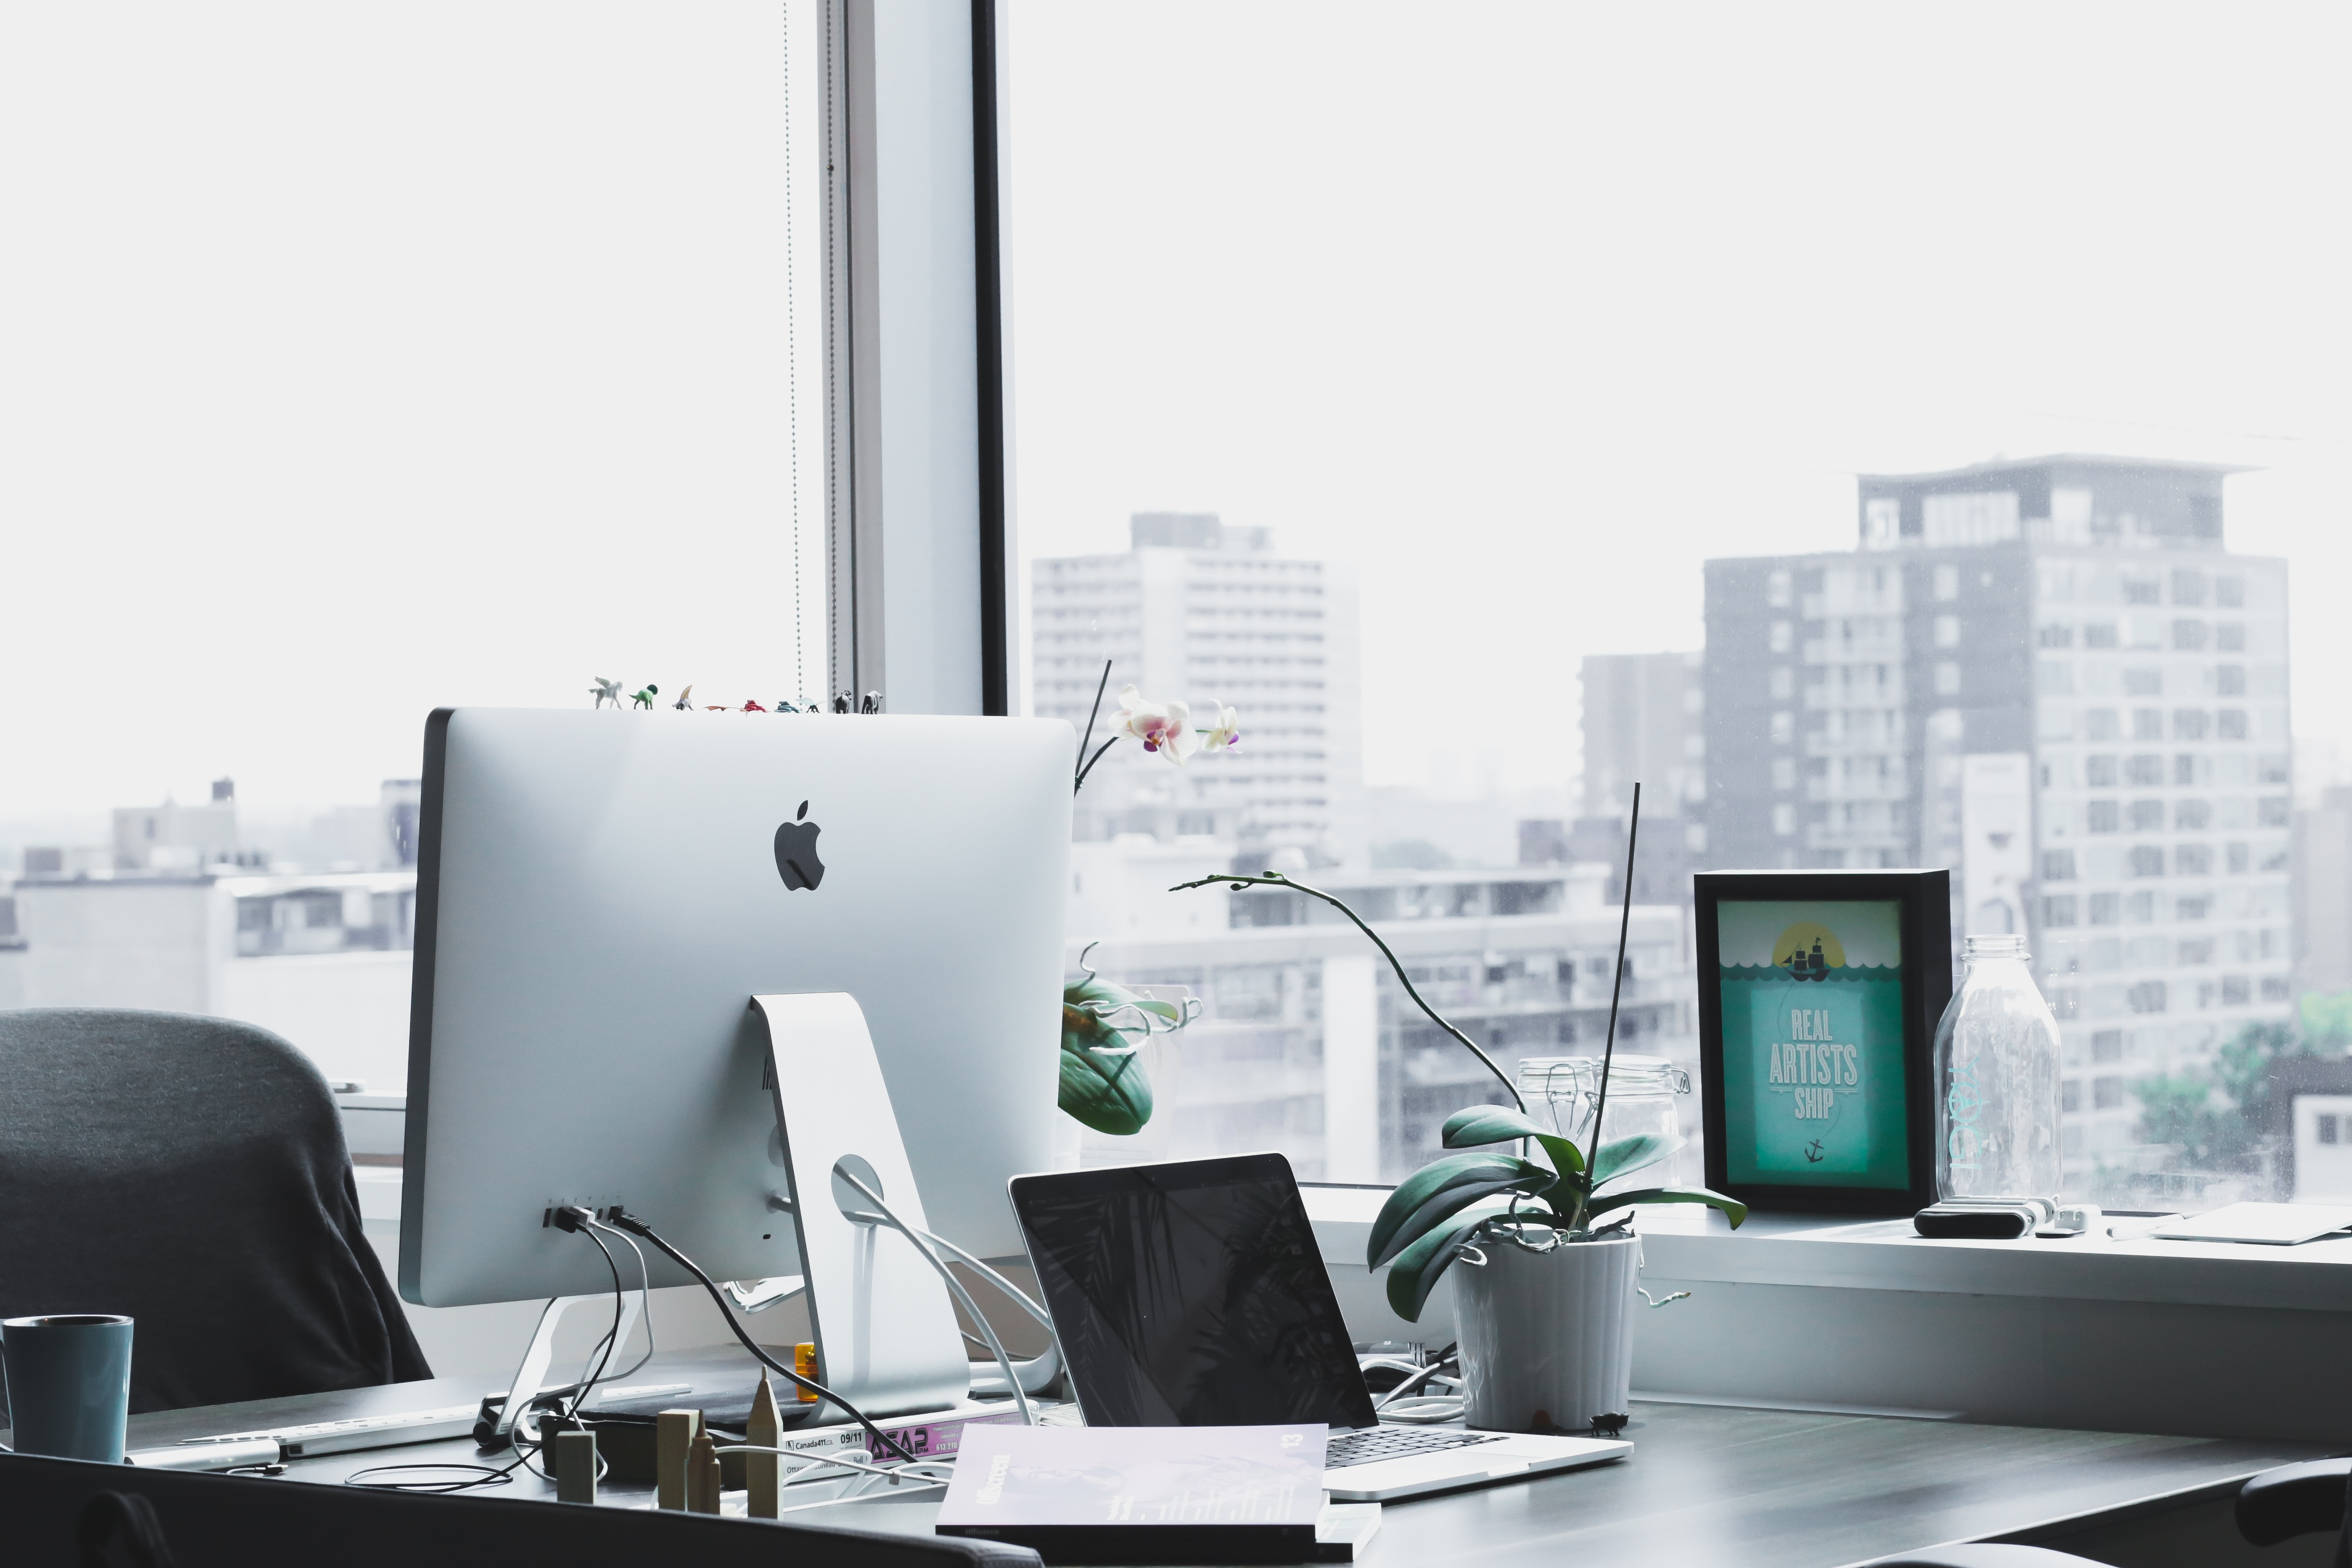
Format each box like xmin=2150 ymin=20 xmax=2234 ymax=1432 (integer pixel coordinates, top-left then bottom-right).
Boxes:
xmin=1718 ymin=899 xmax=1911 ymax=1190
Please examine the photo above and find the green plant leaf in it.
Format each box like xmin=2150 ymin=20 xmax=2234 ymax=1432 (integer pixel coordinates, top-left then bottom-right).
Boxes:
xmin=1439 ymin=1104 xmax=1586 ymax=1179
xmin=1057 ymin=1003 xmax=1153 ymax=1135
xmin=1589 ymin=1132 xmax=1686 ymax=1187
xmin=1366 ymin=1152 xmax=1556 ymax=1269
xmin=1383 ymin=1210 xmax=1503 ymax=1323
xmin=1584 ymin=1185 xmax=1747 ymax=1228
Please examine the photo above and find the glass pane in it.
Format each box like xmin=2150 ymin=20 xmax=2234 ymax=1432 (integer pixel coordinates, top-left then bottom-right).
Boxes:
xmin=1009 ymin=2 xmax=2351 ymax=1207
xmin=0 ymin=2 xmax=829 ymax=1095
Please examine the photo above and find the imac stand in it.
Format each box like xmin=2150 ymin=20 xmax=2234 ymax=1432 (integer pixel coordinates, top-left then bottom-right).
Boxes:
xmin=478 ymin=1290 xmax=645 ymax=1449
xmin=749 ymin=992 xmax=972 ymax=1419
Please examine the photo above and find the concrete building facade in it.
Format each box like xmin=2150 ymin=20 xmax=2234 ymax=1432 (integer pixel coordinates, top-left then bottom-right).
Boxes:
xmin=1069 ymin=860 xmax=1695 ymax=1185
xmin=8 ymin=870 xmax=418 ymax=1092
xmin=1033 ymin=513 xmax=1365 ymax=867
xmin=1704 ymin=456 xmax=2294 ymax=1185
xmin=1580 ymin=652 xmax=1706 ymax=826
xmin=2296 ymin=786 xmax=2352 ymax=998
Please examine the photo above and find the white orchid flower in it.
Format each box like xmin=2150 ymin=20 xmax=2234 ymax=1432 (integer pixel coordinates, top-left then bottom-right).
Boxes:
xmin=1199 ymin=701 xmax=1241 ymax=753
xmin=1115 ymin=684 xmax=1200 ymax=765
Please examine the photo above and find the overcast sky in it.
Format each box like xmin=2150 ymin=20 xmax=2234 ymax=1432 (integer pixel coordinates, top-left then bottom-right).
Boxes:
xmin=0 ymin=3 xmax=827 ymax=829
xmin=1006 ymin=1 xmax=2352 ymax=791
xmin=3 ymin=3 xmax=2346 ymax=830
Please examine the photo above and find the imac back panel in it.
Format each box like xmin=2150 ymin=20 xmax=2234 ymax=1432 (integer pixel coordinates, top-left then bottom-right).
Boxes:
xmin=400 ymin=708 xmax=1072 ymax=1307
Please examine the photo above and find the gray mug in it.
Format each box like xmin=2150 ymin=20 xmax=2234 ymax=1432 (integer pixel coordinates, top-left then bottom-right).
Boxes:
xmin=1 ymin=1314 xmax=134 ymax=1463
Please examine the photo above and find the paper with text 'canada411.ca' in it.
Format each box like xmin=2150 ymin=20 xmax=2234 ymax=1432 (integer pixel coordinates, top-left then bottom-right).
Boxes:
xmin=935 ymin=1424 xmax=1329 ymax=1528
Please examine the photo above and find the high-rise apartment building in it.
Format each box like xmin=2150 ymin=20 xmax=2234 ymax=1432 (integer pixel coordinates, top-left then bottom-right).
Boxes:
xmin=1704 ymin=456 xmax=2294 ymax=1180
xmin=1033 ymin=513 xmax=1365 ymax=866
xmin=1580 ymin=652 xmax=1706 ymax=824
xmin=2296 ymin=787 xmax=2352 ymax=997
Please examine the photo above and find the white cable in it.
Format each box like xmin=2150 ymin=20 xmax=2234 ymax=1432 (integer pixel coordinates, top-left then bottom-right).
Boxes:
xmin=1372 ymin=1360 xmax=1448 ymax=1409
xmin=587 ymin=1217 xmax=658 ymax=1385
xmin=1377 ymin=1396 xmax=1466 ymax=1424
xmin=836 ymin=1174 xmax=1034 ymax=1426
xmin=903 ymin=1223 xmax=1054 ymax=1331
xmin=714 ymin=1445 xmax=954 ymax=1485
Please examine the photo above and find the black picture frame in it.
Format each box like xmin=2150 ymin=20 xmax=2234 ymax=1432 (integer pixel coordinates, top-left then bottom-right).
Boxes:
xmin=1694 ymin=870 xmax=1951 ymax=1216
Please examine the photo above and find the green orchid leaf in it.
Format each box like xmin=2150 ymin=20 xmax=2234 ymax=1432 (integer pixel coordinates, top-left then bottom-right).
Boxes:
xmin=1439 ymin=1105 xmax=1587 ymax=1180
xmin=1584 ymin=1185 xmax=1747 ymax=1228
xmin=1589 ymin=1132 xmax=1687 ymax=1188
xmin=1383 ymin=1210 xmax=1503 ymax=1323
xmin=1057 ymin=1003 xmax=1153 ymax=1135
xmin=1367 ymin=1152 xmax=1556 ymax=1269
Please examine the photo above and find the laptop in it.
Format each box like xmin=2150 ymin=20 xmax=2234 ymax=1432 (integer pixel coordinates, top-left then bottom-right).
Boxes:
xmin=1006 ymin=1153 xmax=1631 ymax=1503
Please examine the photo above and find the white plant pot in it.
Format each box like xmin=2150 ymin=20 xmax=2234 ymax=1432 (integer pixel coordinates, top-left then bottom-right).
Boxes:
xmin=1452 ymin=1231 xmax=1639 ymax=1433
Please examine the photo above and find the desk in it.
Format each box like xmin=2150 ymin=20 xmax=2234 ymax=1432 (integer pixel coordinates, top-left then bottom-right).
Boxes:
xmin=123 ymin=1350 xmax=2335 ymax=1568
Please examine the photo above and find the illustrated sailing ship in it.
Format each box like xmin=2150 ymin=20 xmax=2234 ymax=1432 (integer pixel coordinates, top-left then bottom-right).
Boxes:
xmin=1782 ymin=937 xmax=1830 ymax=982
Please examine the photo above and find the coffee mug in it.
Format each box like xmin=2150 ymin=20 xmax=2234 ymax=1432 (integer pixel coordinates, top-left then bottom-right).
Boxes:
xmin=1 ymin=1314 xmax=134 ymax=1463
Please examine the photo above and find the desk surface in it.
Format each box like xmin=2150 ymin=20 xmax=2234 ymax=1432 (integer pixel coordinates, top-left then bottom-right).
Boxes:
xmin=125 ymin=1353 xmax=2334 ymax=1568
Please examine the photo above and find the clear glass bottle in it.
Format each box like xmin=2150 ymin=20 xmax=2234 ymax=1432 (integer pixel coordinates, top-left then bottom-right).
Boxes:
xmin=1516 ymin=1054 xmax=1691 ymax=1189
xmin=1933 ymin=934 xmax=2063 ymax=1201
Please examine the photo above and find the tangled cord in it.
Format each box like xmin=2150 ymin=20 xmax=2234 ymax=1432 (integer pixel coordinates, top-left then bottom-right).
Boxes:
xmin=1360 ymin=1346 xmax=1464 ymax=1424
xmin=346 ymin=1225 xmax=631 ymax=1493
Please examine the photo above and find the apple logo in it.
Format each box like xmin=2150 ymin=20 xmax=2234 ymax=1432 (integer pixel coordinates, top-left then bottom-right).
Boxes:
xmin=774 ymin=799 xmax=825 ymax=891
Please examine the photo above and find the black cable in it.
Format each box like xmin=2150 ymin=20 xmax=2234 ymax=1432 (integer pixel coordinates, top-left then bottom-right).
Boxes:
xmin=349 ymin=1219 xmax=626 ymax=1493
xmin=568 ymin=1224 xmax=627 ymax=1417
xmin=603 ymin=1207 xmax=917 ymax=1463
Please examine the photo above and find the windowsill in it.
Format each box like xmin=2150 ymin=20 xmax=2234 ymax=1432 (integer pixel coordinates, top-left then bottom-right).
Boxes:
xmin=1300 ymin=1183 xmax=2352 ymax=1314
xmin=1300 ymin=1183 xmax=2352 ymax=1441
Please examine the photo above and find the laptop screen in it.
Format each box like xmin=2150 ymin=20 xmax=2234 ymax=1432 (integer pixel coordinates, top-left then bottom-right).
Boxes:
xmin=1008 ymin=1154 xmax=1380 ymax=1430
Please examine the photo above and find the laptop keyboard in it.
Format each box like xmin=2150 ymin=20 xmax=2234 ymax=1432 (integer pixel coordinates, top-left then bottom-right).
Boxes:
xmin=1325 ymin=1426 xmax=1505 ymax=1470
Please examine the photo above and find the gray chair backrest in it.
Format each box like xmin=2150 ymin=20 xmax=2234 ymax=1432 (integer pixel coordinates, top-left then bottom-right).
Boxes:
xmin=0 ymin=1008 xmax=429 ymax=1417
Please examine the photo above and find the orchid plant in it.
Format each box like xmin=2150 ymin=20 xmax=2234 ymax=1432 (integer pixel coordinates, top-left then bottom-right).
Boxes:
xmin=1059 ymin=660 xmax=1239 ymax=1136
xmin=1171 ymin=787 xmax=1745 ymax=1323
xmin=1072 ymin=662 xmax=1240 ymax=792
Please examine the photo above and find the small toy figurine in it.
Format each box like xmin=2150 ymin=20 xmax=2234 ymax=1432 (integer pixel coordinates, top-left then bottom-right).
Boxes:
xmin=741 ymin=700 xmax=766 ymax=712
xmin=589 ymin=677 xmax=626 ymax=710
xmin=706 ymin=705 xmax=730 ymax=711
xmin=860 ymin=691 xmax=883 ymax=714
xmin=832 ymin=693 xmax=851 ymax=714
xmin=773 ymin=700 xmax=799 ymax=713
xmin=630 ymin=685 xmax=659 ymax=710
xmin=672 ymin=685 xmax=695 ymax=711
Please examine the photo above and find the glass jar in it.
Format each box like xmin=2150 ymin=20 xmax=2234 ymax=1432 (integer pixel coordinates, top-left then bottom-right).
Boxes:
xmin=1933 ymin=934 xmax=2063 ymax=1202
xmin=1516 ymin=1055 xmax=1690 ymax=1189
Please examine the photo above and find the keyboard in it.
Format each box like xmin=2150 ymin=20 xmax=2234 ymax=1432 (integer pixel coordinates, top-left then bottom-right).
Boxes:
xmin=1325 ymin=1426 xmax=1504 ymax=1470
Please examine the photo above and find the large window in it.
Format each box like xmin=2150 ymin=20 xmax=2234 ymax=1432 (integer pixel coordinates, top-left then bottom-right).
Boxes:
xmin=0 ymin=3 xmax=829 ymax=1091
xmin=1010 ymin=2 xmax=2352 ymax=1206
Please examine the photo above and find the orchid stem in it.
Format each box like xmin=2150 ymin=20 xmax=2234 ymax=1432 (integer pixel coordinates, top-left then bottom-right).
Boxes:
xmin=1072 ymin=658 xmax=1113 ymax=794
xmin=1169 ymin=871 xmax=1524 ymax=1113
xmin=1583 ymin=781 xmax=1642 ymax=1228
xmin=1072 ymin=736 xmax=1119 ymax=793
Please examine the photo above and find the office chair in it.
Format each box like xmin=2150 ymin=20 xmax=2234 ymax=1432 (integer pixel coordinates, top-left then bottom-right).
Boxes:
xmin=0 ymin=1008 xmax=429 ymax=1418
xmin=1864 ymin=1458 xmax=2352 ymax=1565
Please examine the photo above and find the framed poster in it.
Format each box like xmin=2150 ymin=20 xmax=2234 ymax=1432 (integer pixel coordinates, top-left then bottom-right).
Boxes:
xmin=1694 ymin=870 xmax=1951 ymax=1215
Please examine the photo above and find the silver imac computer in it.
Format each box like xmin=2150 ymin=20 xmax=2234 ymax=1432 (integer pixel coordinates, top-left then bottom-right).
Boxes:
xmin=399 ymin=707 xmax=1071 ymax=1331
